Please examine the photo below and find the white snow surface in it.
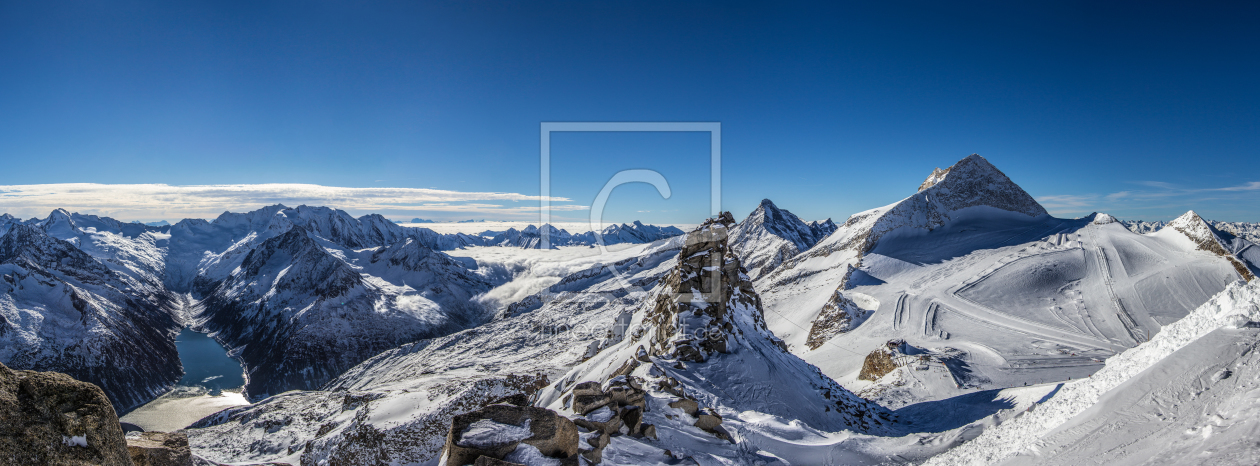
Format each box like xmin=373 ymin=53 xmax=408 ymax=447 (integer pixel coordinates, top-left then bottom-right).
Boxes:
xmin=926 ymin=278 xmax=1260 ymax=465
xmin=456 ymin=418 xmax=533 ymax=449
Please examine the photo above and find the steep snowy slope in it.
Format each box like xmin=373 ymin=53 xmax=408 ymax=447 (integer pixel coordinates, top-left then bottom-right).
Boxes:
xmin=0 ymin=224 xmax=181 ymax=412
xmin=926 ymin=279 xmax=1260 ymax=465
xmin=193 ymin=226 xmax=492 ymax=400
xmin=754 ymin=154 xmax=1258 ymax=407
xmin=729 ymin=199 xmax=835 ymax=279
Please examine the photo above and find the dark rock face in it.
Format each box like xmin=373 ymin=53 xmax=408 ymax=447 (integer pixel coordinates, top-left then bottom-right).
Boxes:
xmin=0 ymin=224 xmax=181 ymax=413
xmin=0 ymin=362 xmax=133 ymax=466
xmin=646 ymin=212 xmax=777 ymax=362
xmin=126 ymin=431 xmax=192 ymax=466
xmin=443 ymin=404 xmax=579 ymax=466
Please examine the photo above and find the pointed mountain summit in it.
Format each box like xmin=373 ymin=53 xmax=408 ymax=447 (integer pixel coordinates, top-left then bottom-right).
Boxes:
xmin=729 ymin=199 xmax=832 ymax=279
xmin=788 ymin=154 xmax=1047 ymax=264
xmin=1165 ymin=210 xmax=1256 ymax=281
xmin=914 ymin=154 xmax=1046 ymax=218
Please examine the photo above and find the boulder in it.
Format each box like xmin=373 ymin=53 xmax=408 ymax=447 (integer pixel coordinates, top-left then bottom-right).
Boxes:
xmin=0 ymin=362 xmax=132 ymax=466
xmin=126 ymin=431 xmax=192 ymax=466
xmin=571 ymin=382 xmax=603 ymax=397
xmin=694 ymin=408 xmax=722 ymax=431
xmin=571 ymin=394 xmax=611 ymax=415
xmin=443 ymin=404 xmax=579 ymax=466
xmin=607 ymin=386 xmax=644 ymax=407
xmin=667 ymin=398 xmax=699 ymax=416
xmin=641 ymin=424 xmax=658 ymax=440
xmin=584 ymin=431 xmax=609 ymax=450
xmin=573 ymin=413 xmax=622 ymax=436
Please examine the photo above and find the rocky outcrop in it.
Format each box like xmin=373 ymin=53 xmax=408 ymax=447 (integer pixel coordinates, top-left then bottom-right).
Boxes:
xmin=126 ymin=431 xmax=192 ymax=466
xmin=858 ymin=340 xmax=906 ymax=381
xmin=441 ymin=404 xmax=579 ymax=466
xmin=805 ymin=266 xmax=869 ymax=350
xmin=0 ymin=362 xmax=132 ymax=465
xmin=645 ymin=212 xmax=780 ymax=362
xmin=560 ymin=376 xmax=655 ymax=463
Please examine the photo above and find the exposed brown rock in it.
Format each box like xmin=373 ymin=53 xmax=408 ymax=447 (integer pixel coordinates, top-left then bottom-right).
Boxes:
xmin=126 ymin=431 xmax=192 ymax=466
xmin=0 ymin=362 xmax=133 ymax=466
xmin=571 ymin=394 xmax=611 ymax=415
xmin=667 ymin=398 xmax=698 ymax=416
xmin=694 ymin=408 xmax=722 ymax=432
xmin=858 ymin=347 xmax=897 ymax=381
xmin=641 ymin=424 xmax=658 ymax=440
xmin=571 ymin=382 xmax=602 ymax=397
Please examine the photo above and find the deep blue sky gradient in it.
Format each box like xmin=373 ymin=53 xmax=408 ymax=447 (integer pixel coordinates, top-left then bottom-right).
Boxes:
xmin=1 ymin=1 xmax=1257 ymax=223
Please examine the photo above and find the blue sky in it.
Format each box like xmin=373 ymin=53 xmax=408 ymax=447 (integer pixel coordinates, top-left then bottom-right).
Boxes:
xmin=1 ymin=1 xmax=1257 ymax=223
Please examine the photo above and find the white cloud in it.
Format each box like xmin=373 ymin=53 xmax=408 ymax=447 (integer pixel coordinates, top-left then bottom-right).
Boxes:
xmin=0 ymin=183 xmax=586 ymax=221
xmin=1036 ymin=179 xmax=1260 ymax=221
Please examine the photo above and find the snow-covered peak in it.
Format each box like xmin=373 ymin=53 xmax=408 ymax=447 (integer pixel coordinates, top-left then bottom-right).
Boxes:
xmin=0 ymin=223 xmax=120 ymax=291
xmin=793 ymin=154 xmax=1047 ymax=264
xmin=728 ymin=199 xmax=832 ymax=279
xmin=917 ymin=153 xmax=1047 ymax=218
xmin=1091 ymin=212 xmax=1118 ymax=225
xmin=40 ymin=208 xmax=79 ymax=238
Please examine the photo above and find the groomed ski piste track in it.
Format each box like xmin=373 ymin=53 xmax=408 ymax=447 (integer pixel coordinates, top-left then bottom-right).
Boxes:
xmin=761 ymin=209 xmax=1244 ymax=403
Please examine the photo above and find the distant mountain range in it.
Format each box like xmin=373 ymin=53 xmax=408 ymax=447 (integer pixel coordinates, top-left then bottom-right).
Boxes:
xmin=0 ymin=204 xmax=689 ymax=409
xmin=4 ymin=153 xmax=1259 ymax=465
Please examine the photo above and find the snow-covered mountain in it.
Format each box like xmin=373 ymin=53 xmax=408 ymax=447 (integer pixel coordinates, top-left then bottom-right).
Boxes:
xmin=3 ymin=204 xmax=499 ymax=408
xmin=729 ymin=199 xmax=836 ymax=279
xmin=1123 ymin=218 xmax=1260 ymax=245
xmin=194 ymin=226 xmax=494 ymax=400
xmin=753 ymin=154 xmax=1258 ymax=409
xmin=0 ymin=224 xmax=181 ymax=412
xmin=185 ymin=216 xmax=898 ymax=464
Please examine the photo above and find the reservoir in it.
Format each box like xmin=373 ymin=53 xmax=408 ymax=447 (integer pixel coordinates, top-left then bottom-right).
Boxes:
xmin=119 ymin=328 xmax=251 ymax=432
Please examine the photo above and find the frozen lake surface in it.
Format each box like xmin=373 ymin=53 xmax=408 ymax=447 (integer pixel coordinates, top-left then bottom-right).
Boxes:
xmin=120 ymin=328 xmax=250 ymax=432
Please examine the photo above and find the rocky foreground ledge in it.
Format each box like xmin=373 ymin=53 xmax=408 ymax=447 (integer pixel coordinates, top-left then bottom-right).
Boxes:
xmin=0 ymin=362 xmax=194 ymax=466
